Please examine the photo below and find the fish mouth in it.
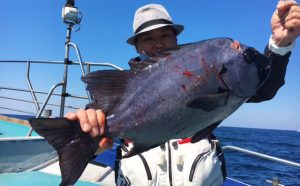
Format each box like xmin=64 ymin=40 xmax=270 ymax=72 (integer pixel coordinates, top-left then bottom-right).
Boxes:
xmin=217 ymin=65 xmax=230 ymax=92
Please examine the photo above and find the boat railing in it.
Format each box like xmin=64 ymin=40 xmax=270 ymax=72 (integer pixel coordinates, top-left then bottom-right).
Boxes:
xmin=222 ymin=145 xmax=300 ymax=185
xmin=0 ymin=59 xmax=124 ymax=136
xmin=222 ymin=145 xmax=300 ymax=168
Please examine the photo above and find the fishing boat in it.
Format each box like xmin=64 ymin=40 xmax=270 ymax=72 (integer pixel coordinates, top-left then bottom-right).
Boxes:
xmin=1 ymin=1 xmax=299 ymax=185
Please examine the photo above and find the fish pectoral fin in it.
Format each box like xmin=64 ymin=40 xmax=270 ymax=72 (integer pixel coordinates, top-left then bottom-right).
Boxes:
xmin=81 ymin=70 xmax=134 ymax=115
xmin=186 ymin=92 xmax=229 ymax=111
xmin=29 ymin=118 xmax=100 ymax=186
xmin=122 ymin=143 xmax=160 ymax=158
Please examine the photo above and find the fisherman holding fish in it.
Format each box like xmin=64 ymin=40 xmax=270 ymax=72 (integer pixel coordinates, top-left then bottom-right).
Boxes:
xmin=67 ymin=1 xmax=300 ymax=185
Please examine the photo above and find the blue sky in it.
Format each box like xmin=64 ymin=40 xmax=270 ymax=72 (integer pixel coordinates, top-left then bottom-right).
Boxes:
xmin=0 ymin=0 xmax=299 ymax=130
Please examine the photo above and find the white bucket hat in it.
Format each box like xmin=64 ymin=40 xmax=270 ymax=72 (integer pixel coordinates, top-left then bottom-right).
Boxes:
xmin=127 ymin=4 xmax=184 ymax=45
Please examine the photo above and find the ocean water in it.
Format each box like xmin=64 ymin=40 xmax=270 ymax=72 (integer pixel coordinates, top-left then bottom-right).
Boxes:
xmin=215 ymin=126 xmax=300 ymax=186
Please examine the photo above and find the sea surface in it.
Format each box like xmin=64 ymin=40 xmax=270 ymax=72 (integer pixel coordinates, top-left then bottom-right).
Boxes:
xmin=214 ymin=126 xmax=300 ymax=186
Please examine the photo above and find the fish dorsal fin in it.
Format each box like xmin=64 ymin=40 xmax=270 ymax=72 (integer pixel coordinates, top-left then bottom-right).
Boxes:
xmin=82 ymin=70 xmax=134 ymax=114
xmin=186 ymin=92 xmax=229 ymax=112
xmin=129 ymin=45 xmax=188 ymax=71
xmin=152 ymin=46 xmax=181 ymax=57
xmin=129 ymin=58 xmax=159 ymax=71
xmin=152 ymin=44 xmax=191 ymax=58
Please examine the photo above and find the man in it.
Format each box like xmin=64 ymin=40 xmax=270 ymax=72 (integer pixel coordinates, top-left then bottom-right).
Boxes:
xmin=67 ymin=2 xmax=300 ymax=185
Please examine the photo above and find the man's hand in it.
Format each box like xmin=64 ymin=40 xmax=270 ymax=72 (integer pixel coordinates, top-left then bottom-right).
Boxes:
xmin=66 ymin=109 xmax=113 ymax=154
xmin=271 ymin=0 xmax=300 ymax=46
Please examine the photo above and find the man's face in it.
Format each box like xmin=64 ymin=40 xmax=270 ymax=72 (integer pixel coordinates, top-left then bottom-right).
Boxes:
xmin=135 ymin=27 xmax=177 ymax=56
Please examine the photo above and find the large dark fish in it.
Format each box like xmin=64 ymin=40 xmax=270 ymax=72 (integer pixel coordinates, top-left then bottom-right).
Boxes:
xmin=29 ymin=38 xmax=270 ymax=186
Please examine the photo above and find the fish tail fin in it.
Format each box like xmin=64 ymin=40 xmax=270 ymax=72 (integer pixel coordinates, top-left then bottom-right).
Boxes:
xmin=29 ymin=118 xmax=100 ymax=185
